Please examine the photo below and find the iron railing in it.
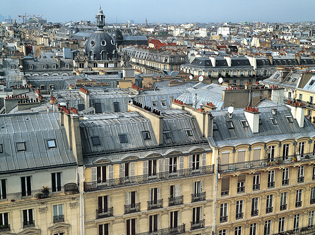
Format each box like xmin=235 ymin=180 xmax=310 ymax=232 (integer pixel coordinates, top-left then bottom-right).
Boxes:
xmin=282 ymin=179 xmax=289 ymax=185
xmin=221 ymin=190 xmax=229 ymax=196
xmin=220 ymin=216 xmax=228 ymax=223
xmin=268 ymin=182 xmax=275 ymax=188
xmin=253 ymin=184 xmax=260 ymax=190
xmin=280 ymin=204 xmax=287 ymax=210
xmin=251 ymin=210 xmax=258 ymax=216
xmin=147 ymin=199 xmax=163 ymax=210
xmin=0 ymin=224 xmax=10 ymax=231
xmin=296 ymin=201 xmax=302 ymax=207
xmin=311 ymin=198 xmax=315 ymax=204
xmin=23 ymin=220 xmax=35 ymax=228
xmin=124 ymin=203 xmax=140 ymax=214
xmin=53 ymin=215 xmax=64 ymax=223
xmin=272 ymin=225 xmax=315 ymax=234
xmin=136 ymin=224 xmax=186 ymax=235
xmin=190 ymin=219 xmax=205 ymax=230
xmin=237 ymin=186 xmax=245 ymax=193
xmin=96 ymin=207 xmax=113 ymax=219
xmin=85 ymin=165 xmax=214 ymax=192
xmin=266 ymin=207 xmax=273 ymax=213
xmin=169 ymin=196 xmax=183 ymax=206
xmin=298 ymin=177 xmax=304 ymax=183
xmin=191 ymin=192 xmax=206 ymax=202
xmin=236 ymin=213 xmax=243 ymax=220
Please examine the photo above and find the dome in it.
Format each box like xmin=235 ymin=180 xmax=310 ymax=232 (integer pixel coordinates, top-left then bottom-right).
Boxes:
xmin=96 ymin=7 xmax=104 ymax=15
xmin=85 ymin=31 xmax=116 ymax=60
xmin=112 ymin=29 xmax=123 ymax=46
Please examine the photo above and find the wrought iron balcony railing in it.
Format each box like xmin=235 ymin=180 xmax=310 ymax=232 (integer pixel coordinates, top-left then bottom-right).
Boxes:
xmin=124 ymin=203 xmax=140 ymax=214
xmin=298 ymin=177 xmax=304 ymax=183
xmin=96 ymin=207 xmax=113 ymax=219
xmin=191 ymin=192 xmax=206 ymax=202
xmin=266 ymin=207 xmax=273 ymax=213
xmin=237 ymin=186 xmax=245 ymax=193
xmin=282 ymin=179 xmax=289 ymax=185
xmin=53 ymin=215 xmax=64 ymax=223
xmin=311 ymin=198 xmax=315 ymax=204
xmin=296 ymin=201 xmax=302 ymax=207
xmin=251 ymin=210 xmax=258 ymax=216
xmin=136 ymin=224 xmax=186 ymax=235
xmin=190 ymin=219 xmax=205 ymax=230
xmin=268 ymin=182 xmax=275 ymax=188
xmin=220 ymin=216 xmax=228 ymax=223
xmin=0 ymin=224 xmax=10 ymax=231
xmin=253 ymin=184 xmax=260 ymax=190
xmin=169 ymin=196 xmax=183 ymax=206
xmin=280 ymin=204 xmax=287 ymax=210
xmin=236 ymin=213 xmax=243 ymax=220
xmin=23 ymin=220 xmax=35 ymax=228
xmin=147 ymin=199 xmax=163 ymax=210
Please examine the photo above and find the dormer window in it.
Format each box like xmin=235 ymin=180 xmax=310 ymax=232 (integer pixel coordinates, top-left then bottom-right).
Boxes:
xmin=90 ymin=40 xmax=95 ymax=47
xmin=65 ymin=64 xmax=70 ymax=69
xmin=142 ymin=131 xmax=151 ymax=140
xmin=0 ymin=144 xmax=3 ymax=153
xmin=286 ymin=116 xmax=293 ymax=123
xmin=270 ymin=118 xmax=278 ymax=125
xmin=91 ymin=136 xmax=101 ymax=146
xmin=16 ymin=142 xmax=26 ymax=151
xmin=240 ymin=120 xmax=249 ymax=128
xmin=226 ymin=121 xmax=234 ymax=129
xmin=119 ymin=134 xmax=128 ymax=143
xmin=161 ymin=100 xmax=166 ymax=107
xmin=29 ymin=65 xmax=33 ymax=70
xmin=213 ymin=122 xmax=218 ymax=131
xmin=52 ymin=64 xmax=56 ymax=69
xmin=42 ymin=64 xmax=47 ymax=69
xmin=152 ymin=101 xmax=157 ymax=107
xmin=186 ymin=130 xmax=193 ymax=136
xmin=164 ymin=132 xmax=171 ymax=139
xmin=47 ymin=139 xmax=56 ymax=148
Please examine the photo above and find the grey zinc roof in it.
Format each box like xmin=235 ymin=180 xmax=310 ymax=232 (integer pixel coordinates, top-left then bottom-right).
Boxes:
xmin=210 ymin=105 xmax=315 ymax=148
xmin=0 ymin=112 xmax=76 ymax=173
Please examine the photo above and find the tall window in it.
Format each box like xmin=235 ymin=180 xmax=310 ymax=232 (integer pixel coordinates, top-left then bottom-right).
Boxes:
xmin=251 ymin=197 xmax=259 ymax=216
xmin=150 ymin=188 xmax=159 ymax=205
xmin=283 ymin=144 xmax=289 ymax=160
xmin=113 ymin=102 xmax=120 ymax=112
xmin=125 ymin=163 xmax=130 ymax=178
xmin=298 ymin=166 xmax=304 ymax=183
xmin=236 ymin=200 xmax=243 ymax=219
xmin=280 ymin=192 xmax=287 ymax=210
xmin=221 ymin=177 xmax=230 ymax=196
xmin=149 ymin=215 xmax=158 ymax=233
xmin=220 ymin=203 xmax=228 ymax=222
xmin=282 ymin=168 xmax=289 ymax=185
xmin=237 ymin=175 xmax=245 ymax=193
xmin=268 ymin=171 xmax=275 ymax=188
xmin=253 ymin=174 xmax=260 ymax=190
xmin=126 ymin=191 xmax=136 ymax=208
xmin=219 ymin=230 xmax=227 ymax=235
xmin=269 ymin=146 xmax=275 ymax=161
xmin=52 ymin=172 xmax=61 ymax=192
xmin=0 ymin=213 xmax=9 ymax=228
xmin=294 ymin=214 xmax=300 ymax=231
xmin=296 ymin=189 xmax=302 ymax=207
xmin=266 ymin=195 xmax=273 ymax=213
xmin=170 ymin=211 xmax=179 ymax=228
xmin=192 ymin=207 xmax=201 ymax=224
xmin=53 ymin=204 xmax=64 ymax=223
xmin=250 ymin=223 xmax=257 ymax=235
xmin=99 ymin=223 xmax=109 ymax=235
xmin=192 ymin=154 xmax=200 ymax=170
xmin=148 ymin=160 xmax=157 ymax=177
xmin=299 ymin=142 xmax=305 ymax=157
xmin=126 ymin=218 xmax=136 ymax=235
xmin=311 ymin=187 xmax=315 ymax=204
xmin=98 ymin=196 xmax=109 ymax=214
xmin=0 ymin=179 xmax=6 ymax=199
xmin=193 ymin=181 xmax=202 ymax=196
xmin=264 ymin=220 xmax=271 ymax=235
xmin=169 ymin=157 xmax=177 ymax=173
xmin=97 ymin=166 xmax=106 ymax=183
xmin=309 ymin=211 xmax=314 ymax=228
xmin=22 ymin=209 xmax=34 ymax=227
xmin=279 ymin=217 xmax=285 ymax=233
xmin=21 ymin=176 xmax=31 ymax=196
xmin=235 ymin=226 xmax=242 ymax=235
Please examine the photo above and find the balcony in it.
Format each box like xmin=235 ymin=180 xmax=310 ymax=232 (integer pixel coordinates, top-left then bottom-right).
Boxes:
xmin=124 ymin=203 xmax=140 ymax=214
xmin=282 ymin=179 xmax=289 ymax=185
xmin=190 ymin=219 xmax=205 ymax=230
xmin=236 ymin=213 xmax=243 ymax=220
xmin=219 ymin=154 xmax=315 ymax=173
xmin=272 ymin=225 xmax=315 ymax=235
xmin=296 ymin=201 xmax=302 ymax=207
xmin=221 ymin=190 xmax=229 ymax=196
xmin=53 ymin=215 xmax=64 ymax=223
xmin=23 ymin=220 xmax=35 ymax=228
xmin=253 ymin=184 xmax=260 ymax=191
xmin=268 ymin=182 xmax=275 ymax=188
xmin=280 ymin=204 xmax=287 ymax=210
xmin=169 ymin=196 xmax=183 ymax=206
xmin=85 ymin=165 xmax=214 ymax=192
xmin=266 ymin=207 xmax=273 ymax=213
xmin=191 ymin=192 xmax=206 ymax=202
xmin=147 ymin=199 xmax=163 ymax=210
xmin=220 ymin=216 xmax=228 ymax=223
xmin=251 ymin=210 xmax=258 ymax=216
xmin=136 ymin=224 xmax=186 ymax=235
xmin=96 ymin=207 xmax=113 ymax=219
xmin=237 ymin=186 xmax=245 ymax=193
xmin=311 ymin=199 xmax=315 ymax=204
xmin=298 ymin=177 xmax=304 ymax=183
xmin=0 ymin=224 xmax=10 ymax=231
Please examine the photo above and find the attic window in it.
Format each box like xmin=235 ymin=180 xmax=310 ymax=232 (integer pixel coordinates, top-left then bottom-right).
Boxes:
xmin=0 ymin=144 xmax=3 ymax=153
xmin=47 ymin=139 xmax=56 ymax=148
xmin=286 ymin=116 xmax=294 ymax=123
xmin=186 ymin=130 xmax=193 ymax=136
xmin=226 ymin=121 xmax=234 ymax=129
xmin=240 ymin=120 xmax=249 ymax=128
xmin=142 ymin=131 xmax=151 ymax=140
xmin=270 ymin=118 xmax=278 ymax=125
xmin=91 ymin=137 xmax=101 ymax=146
xmin=164 ymin=132 xmax=171 ymax=139
xmin=292 ymin=78 xmax=297 ymax=82
xmin=119 ymin=134 xmax=128 ymax=143
xmin=310 ymin=80 xmax=315 ymax=86
xmin=152 ymin=101 xmax=157 ymax=107
xmin=16 ymin=142 xmax=26 ymax=151
xmin=213 ymin=122 xmax=218 ymax=131
xmin=113 ymin=102 xmax=120 ymax=112
xmin=274 ymin=74 xmax=279 ymax=79
xmin=52 ymin=64 xmax=56 ymax=69
xmin=161 ymin=100 xmax=166 ymax=107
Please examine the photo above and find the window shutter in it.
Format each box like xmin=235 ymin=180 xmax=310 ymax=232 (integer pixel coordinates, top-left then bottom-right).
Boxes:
xmin=59 ymin=204 xmax=63 ymax=215
xmin=188 ymin=155 xmax=192 ymax=168
xmin=175 ymin=184 xmax=180 ymax=197
xmin=179 ymin=156 xmax=184 ymax=169
xmin=159 ymin=159 xmax=164 ymax=173
xmin=143 ymin=160 xmax=148 ymax=175
xmin=108 ymin=165 xmax=113 ymax=180
xmin=221 ymin=177 xmax=230 ymax=191
xmin=149 ymin=188 xmax=152 ymax=201
xmin=91 ymin=167 xmax=97 ymax=182
xmin=126 ymin=192 xmax=130 ymax=205
xmin=53 ymin=205 xmax=57 ymax=216
xmin=157 ymin=188 xmax=160 ymax=199
xmin=202 ymin=153 xmax=207 ymax=166
xmin=165 ymin=158 xmax=169 ymax=172
xmin=238 ymin=151 xmax=245 ymax=163
xmin=200 ymin=181 xmax=203 ymax=193
xmin=221 ymin=152 xmax=229 ymax=165
xmin=120 ymin=163 xmax=125 ymax=178
xmin=130 ymin=162 xmax=136 ymax=176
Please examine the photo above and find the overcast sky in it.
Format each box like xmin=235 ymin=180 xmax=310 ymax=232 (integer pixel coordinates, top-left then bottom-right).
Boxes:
xmin=1 ymin=0 xmax=315 ymax=24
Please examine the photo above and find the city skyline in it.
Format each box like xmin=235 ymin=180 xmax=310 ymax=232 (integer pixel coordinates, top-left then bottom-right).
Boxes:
xmin=1 ymin=0 xmax=315 ymax=24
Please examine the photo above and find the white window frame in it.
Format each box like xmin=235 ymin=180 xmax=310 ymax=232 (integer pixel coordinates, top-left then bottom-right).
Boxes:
xmin=279 ymin=217 xmax=285 ymax=233
xmin=283 ymin=168 xmax=289 ymax=185
xmin=283 ymin=144 xmax=289 ymax=160
xmin=250 ymin=223 xmax=257 ymax=235
xmin=235 ymin=226 xmax=242 ymax=235
xmin=0 ymin=179 xmax=6 ymax=200
xmin=236 ymin=200 xmax=243 ymax=219
xmin=266 ymin=195 xmax=273 ymax=212
xmin=169 ymin=157 xmax=177 ymax=173
xmin=264 ymin=220 xmax=271 ymax=235
xmin=268 ymin=170 xmax=275 ymax=188
xmin=280 ymin=192 xmax=287 ymax=210
xmin=309 ymin=211 xmax=314 ymax=227
xmin=294 ymin=214 xmax=300 ymax=231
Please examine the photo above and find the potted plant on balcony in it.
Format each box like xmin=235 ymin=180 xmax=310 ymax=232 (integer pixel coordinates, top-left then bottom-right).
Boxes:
xmin=35 ymin=192 xmax=43 ymax=199
xmin=42 ymin=186 xmax=49 ymax=198
xmin=292 ymin=156 xmax=297 ymax=162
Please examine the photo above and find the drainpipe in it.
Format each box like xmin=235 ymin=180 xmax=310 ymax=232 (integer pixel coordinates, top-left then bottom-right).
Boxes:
xmin=213 ymin=149 xmax=219 ymax=235
xmin=79 ymin=166 xmax=85 ymax=235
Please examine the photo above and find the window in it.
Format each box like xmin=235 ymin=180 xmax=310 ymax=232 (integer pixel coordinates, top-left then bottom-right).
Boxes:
xmin=268 ymin=170 xmax=275 ymax=188
xmin=17 ymin=142 xmax=26 ymax=151
xmin=221 ymin=177 xmax=230 ymax=196
xmin=270 ymin=118 xmax=278 ymax=125
xmin=288 ymin=92 xmax=291 ymax=98
xmin=250 ymin=223 xmax=257 ymax=235
xmin=299 ymin=94 xmax=303 ymax=100
xmin=21 ymin=176 xmax=31 ymax=196
xmin=126 ymin=218 xmax=136 ymax=235
xmin=286 ymin=116 xmax=293 ymax=123
xmin=282 ymin=168 xmax=289 ymax=185
xmin=311 ymin=96 xmax=314 ymax=103
xmin=148 ymin=160 xmax=157 ymax=176
xmin=237 ymin=175 xmax=245 ymax=193
xmin=0 ymin=144 xmax=2 ymax=153
xmin=152 ymin=101 xmax=157 ymax=107
xmin=309 ymin=211 xmax=314 ymax=228
xmin=266 ymin=195 xmax=273 ymax=213
xmin=169 ymin=157 xmax=177 ymax=173
xmin=52 ymin=172 xmax=61 ymax=192
xmin=186 ymin=129 xmax=193 ymax=136
xmin=193 ymin=181 xmax=203 ymax=200
xmin=220 ymin=203 xmax=228 ymax=222
xmin=298 ymin=166 xmax=304 ymax=183
xmin=213 ymin=122 xmax=218 ymax=131
xmin=53 ymin=204 xmax=64 ymax=223
xmin=95 ymin=103 xmax=102 ymax=113
xmin=170 ymin=211 xmax=179 ymax=228
xmin=78 ymin=104 xmax=85 ymax=111
xmin=251 ymin=197 xmax=259 ymax=216
xmin=161 ymin=100 xmax=166 ymax=107
xmin=226 ymin=121 xmax=234 ymax=129
xmin=94 ymin=63 xmax=97 ymax=68
xmin=296 ymin=189 xmax=302 ymax=207
xmin=164 ymin=131 xmax=171 ymax=139
xmin=240 ymin=120 xmax=249 ymax=128
xmin=313 ymin=165 xmax=315 ymax=180
xmin=253 ymin=174 xmax=260 ymax=190
xmin=126 ymin=191 xmax=136 ymax=208
xmin=99 ymin=223 xmax=109 ymax=235
xmin=113 ymin=102 xmax=120 ymax=112
xmin=0 ymin=179 xmax=6 ymax=200
xmin=91 ymin=137 xmax=101 ymax=146
xmin=47 ymin=139 xmax=56 ymax=148
xmin=311 ymin=187 xmax=315 ymax=204
xmin=294 ymin=214 xmax=300 ymax=231
xmin=119 ymin=134 xmax=128 ymax=143
xmin=192 ymin=207 xmax=201 ymax=224
xmin=97 ymin=166 xmax=107 ymax=183
xmin=264 ymin=220 xmax=271 ymax=235
xmin=269 ymin=146 xmax=275 ymax=161
xmin=149 ymin=215 xmax=158 ymax=233
xmin=299 ymin=142 xmax=305 ymax=158
xmin=279 ymin=217 xmax=285 ymax=233
xmin=0 ymin=213 xmax=9 ymax=229
xmin=283 ymin=144 xmax=289 ymax=160
xmin=280 ymin=192 xmax=287 ymax=210
xmin=125 ymin=163 xmax=129 ymax=177
xmin=149 ymin=188 xmax=159 ymax=205
xmin=235 ymin=226 xmax=242 ymax=235
xmin=219 ymin=230 xmax=227 ymax=235
xmin=236 ymin=200 xmax=243 ymax=219
xmin=22 ymin=209 xmax=34 ymax=228
xmin=192 ymin=154 xmax=200 ymax=170
xmin=98 ymin=196 xmax=109 ymax=215
xmin=142 ymin=131 xmax=151 ymax=140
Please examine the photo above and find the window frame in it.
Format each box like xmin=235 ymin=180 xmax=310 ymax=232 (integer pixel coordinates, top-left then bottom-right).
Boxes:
xmin=16 ymin=142 xmax=26 ymax=152
xmin=47 ymin=139 xmax=57 ymax=149
xmin=118 ymin=134 xmax=128 ymax=143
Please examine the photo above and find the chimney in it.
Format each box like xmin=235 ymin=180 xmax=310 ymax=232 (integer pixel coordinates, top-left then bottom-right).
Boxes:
xmin=225 ymin=56 xmax=231 ymax=67
xmin=205 ymin=113 xmax=214 ymax=138
xmin=209 ymin=56 xmax=216 ymax=67
xmin=244 ymin=107 xmax=260 ymax=133
xmin=288 ymin=104 xmax=305 ymax=128
xmin=271 ymin=88 xmax=284 ymax=104
xmin=79 ymin=87 xmax=90 ymax=109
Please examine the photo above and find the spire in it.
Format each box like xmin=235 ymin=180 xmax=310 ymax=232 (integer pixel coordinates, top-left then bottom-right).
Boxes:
xmin=95 ymin=7 xmax=105 ymax=31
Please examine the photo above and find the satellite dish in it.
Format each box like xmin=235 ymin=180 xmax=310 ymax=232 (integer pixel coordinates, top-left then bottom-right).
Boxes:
xmin=228 ymin=106 xmax=234 ymax=114
xmin=199 ymin=76 xmax=204 ymax=82
xmin=189 ymin=75 xmax=193 ymax=80
xmin=218 ymin=77 xmax=223 ymax=84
